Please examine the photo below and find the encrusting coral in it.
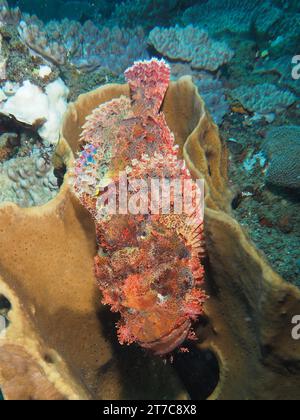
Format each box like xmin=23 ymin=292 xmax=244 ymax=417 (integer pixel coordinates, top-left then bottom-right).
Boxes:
xmin=73 ymin=59 xmax=207 ymax=355
xmin=0 ymin=61 xmax=299 ymax=400
xmin=0 ymin=120 xmax=60 ymax=207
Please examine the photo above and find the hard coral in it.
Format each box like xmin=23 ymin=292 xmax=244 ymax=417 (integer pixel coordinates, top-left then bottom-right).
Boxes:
xmin=262 ymin=125 xmax=300 ymax=189
xmin=111 ymin=0 xmax=185 ymax=29
xmin=18 ymin=16 xmax=148 ymax=74
xmin=74 ymin=59 xmax=207 ymax=356
xmin=169 ymin=63 xmax=229 ymax=125
xmin=0 ymin=1 xmax=21 ymax=26
xmin=231 ymin=83 xmax=297 ymax=117
xmin=0 ymin=131 xmax=59 ymax=208
xmin=148 ymin=25 xmax=234 ymax=72
xmin=182 ymin=0 xmax=282 ymax=37
xmin=195 ymin=77 xmax=229 ymax=125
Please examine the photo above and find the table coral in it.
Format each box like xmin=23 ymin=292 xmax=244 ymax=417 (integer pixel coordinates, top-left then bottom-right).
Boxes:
xmin=148 ymin=25 xmax=234 ymax=72
xmin=18 ymin=16 xmax=148 ymax=74
xmin=268 ymin=12 xmax=300 ymax=57
xmin=254 ymin=56 xmax=300 ymax=96
xmin=73 ymin=59 xmax=207 ymax=355
xmin=231 ymin=83 xmax=297 ymax=117
xmin=182 ymin=0 xmax=282 ymax=37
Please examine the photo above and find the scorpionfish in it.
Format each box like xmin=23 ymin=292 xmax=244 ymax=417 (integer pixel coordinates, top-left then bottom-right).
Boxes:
xmin=74 ymin=59 xmax=207 ymax=355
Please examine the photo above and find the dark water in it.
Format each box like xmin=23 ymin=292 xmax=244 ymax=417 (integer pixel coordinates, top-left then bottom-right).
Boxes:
xmin=6 ymin=0 xmax=300 ymax=24
xmin=8 ymin=0 xmax=196 ymax=23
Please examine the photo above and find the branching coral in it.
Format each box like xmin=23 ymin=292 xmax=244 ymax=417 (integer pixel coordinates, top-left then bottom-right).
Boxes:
xmin=73 ymin=59 xmax=207 ymax=355
xmin=148 ymin=25 xmax=234 ymax=72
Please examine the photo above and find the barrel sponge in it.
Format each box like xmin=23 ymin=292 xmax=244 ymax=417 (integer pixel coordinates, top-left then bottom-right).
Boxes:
xmin=262 ymin=126 xmax=300 ymax=189
xmin=1 ymin=74 xmax=300 ymax=401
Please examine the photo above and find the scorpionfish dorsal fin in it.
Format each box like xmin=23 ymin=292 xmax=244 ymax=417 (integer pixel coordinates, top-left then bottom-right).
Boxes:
xmin=125 ymin=58 xmax=171 ymax=116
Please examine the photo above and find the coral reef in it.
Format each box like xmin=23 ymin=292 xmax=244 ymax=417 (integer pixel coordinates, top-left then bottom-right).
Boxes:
xmin=254 ymin=56 xmax=300 ymax=97
xmin=17 ymin=0 xmax=113 ymax=22
xmin=231 ymin=83 xmax=297 ymax=119
xmin=74 ymin=60 xmax=207 ymax=355
xmin=182 ymin=0 xmax=283 ymax=37
xmin=0 ymin=73 xmax=299 ymax=400
xmin=0 ymin=120 xmax=60 ymax=207
xmin=0 ymin=78 xmax=69 ymax=144
xmin=0 ymin=0 xmax=299 ymax=402
xmin=224 ymin=117 xmax=300 ymax=285
xmin=195 ymin=77 xmax=229 ymax=125
xmin=0 ymin=131 xmax=16 ymax=161
xmin=0 ymin=34 xmax=7 ymax=81
xmin=148 ymin=25 xmax=234 ymax=72
xmin=262 ymin=126 xmax=300 ymax=189
xmin=268 ymin=12 xmax=300 ymax=57
xmin=0 ymin=1 xmax=21 ymax=26
xmin=18 ymin=17 xmax=148 ymax=74
xmin=169 ymin=63 xmax=229 ymax=125
xmin=110 ymin=0 xmax=193 ymax=29
xmin=0 ymin=22 xmax=60 ymax=87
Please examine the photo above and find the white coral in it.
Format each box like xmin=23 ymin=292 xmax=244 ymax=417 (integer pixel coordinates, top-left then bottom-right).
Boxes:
xmin=0 ymin=79 xmax=69 ymax=144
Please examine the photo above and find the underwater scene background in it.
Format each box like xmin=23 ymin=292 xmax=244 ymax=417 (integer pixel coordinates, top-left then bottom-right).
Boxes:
xmin=2 ymin=0 xmax=299 ymax=284
xmin=0 ymin=0 xmax=299 ymax=401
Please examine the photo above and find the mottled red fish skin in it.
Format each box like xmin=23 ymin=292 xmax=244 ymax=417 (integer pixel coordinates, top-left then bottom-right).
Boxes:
xmin=74 ymin=59 xmax=207 ymax=355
